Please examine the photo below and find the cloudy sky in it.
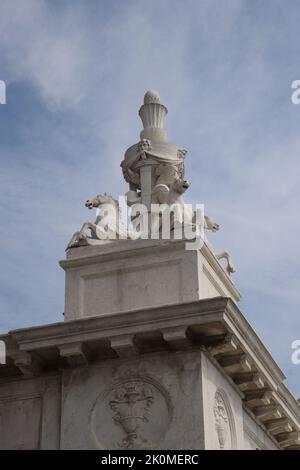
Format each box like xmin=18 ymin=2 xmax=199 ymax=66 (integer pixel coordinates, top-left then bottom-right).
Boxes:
xmin=1 ymin=0 xmax=300 ymax=395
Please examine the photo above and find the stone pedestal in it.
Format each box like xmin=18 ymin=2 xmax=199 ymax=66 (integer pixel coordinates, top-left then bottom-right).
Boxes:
xmin=60 ymin=239 xmax=241 ymax=321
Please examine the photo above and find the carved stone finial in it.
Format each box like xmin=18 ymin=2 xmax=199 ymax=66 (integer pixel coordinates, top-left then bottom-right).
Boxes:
xmin=143 ymin=90 xmax=161 ymax=104
xmin=139 ymin=90 xmax=168 ymax=143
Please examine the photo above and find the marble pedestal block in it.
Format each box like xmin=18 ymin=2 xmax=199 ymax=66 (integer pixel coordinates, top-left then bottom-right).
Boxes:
xmin=60 ymin=239 xmax=241 ymax=321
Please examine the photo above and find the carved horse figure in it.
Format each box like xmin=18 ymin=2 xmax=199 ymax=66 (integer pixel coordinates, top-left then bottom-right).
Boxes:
xmin=215 ymin=251 xmax=236 ymax=275
xmin=66 ymin=194 xmax=127 ymax=249
xmin=66 ymin=193 xmax=236 ymax=276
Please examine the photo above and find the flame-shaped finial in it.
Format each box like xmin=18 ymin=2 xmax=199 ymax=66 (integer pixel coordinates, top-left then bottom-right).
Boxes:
xmin=143 ymin=90 xmax=161 ymax=104
xmin=139 ymin=90 xmax=168 ymax=142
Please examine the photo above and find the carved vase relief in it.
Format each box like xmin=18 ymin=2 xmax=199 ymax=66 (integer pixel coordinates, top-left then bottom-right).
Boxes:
xmin=109 ymin=381 xmax=154 ymax=449
xmin=213 ymin=390 xmax=235 ymax=450
xmin=90 ymin=377 xmax=172 ymax=449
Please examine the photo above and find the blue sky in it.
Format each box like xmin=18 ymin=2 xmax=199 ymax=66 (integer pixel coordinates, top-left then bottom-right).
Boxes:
xmin=1 ymin=0 xmax=300 ymax=395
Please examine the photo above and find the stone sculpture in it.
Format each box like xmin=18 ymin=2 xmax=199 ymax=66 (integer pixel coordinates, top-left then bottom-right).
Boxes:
xmin=66 ymin=90 xmax=236 ymax=276
xmin=66 ymin=194 xmax=127 ymax=249
xmin=215 ymin=252 xmax=236 ymax=275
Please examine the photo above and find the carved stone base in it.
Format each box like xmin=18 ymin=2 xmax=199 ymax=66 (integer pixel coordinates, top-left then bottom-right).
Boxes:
xmin=1 ymin=298 xmax=299 ymax=449
xmin=60 ymin=239 xmax=241 ymax=321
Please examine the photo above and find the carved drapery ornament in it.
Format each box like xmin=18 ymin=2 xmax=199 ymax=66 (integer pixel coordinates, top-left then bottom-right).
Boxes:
xmin=213 ymin=391 xmax=230 ymax=449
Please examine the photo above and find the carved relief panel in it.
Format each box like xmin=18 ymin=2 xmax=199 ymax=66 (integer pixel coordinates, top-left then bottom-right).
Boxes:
xmin=90 ymin=376 xmax=172 ymax=450
xmin=213 ymin=389 xmax=236 ymax=450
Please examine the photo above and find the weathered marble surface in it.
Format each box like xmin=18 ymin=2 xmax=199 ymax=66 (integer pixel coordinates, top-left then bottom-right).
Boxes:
xmin=1 ymin=297 xmax=299 ymax=450
xmin=60 ymin=239 xmax=241 ymax=322
xmin=0 ymin=350 xmax=279 ymax=450
xmin=0 ymin=375 xmax=60 ymax=449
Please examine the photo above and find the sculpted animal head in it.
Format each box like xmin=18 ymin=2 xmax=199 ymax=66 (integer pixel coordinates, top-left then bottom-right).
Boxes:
xmin=85 ymin=193 xmax=119 ymax=210
xmin=171 ymin=178 xmax=190 ymax=194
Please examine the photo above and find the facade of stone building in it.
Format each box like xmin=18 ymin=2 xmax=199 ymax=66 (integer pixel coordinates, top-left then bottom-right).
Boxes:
xmin=0 ymin=91 xmax=299 ymax=450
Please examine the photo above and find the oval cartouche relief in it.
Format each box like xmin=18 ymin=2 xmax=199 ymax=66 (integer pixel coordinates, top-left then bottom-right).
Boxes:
xmin=90 ymin=376 xmax=172 ymax=450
